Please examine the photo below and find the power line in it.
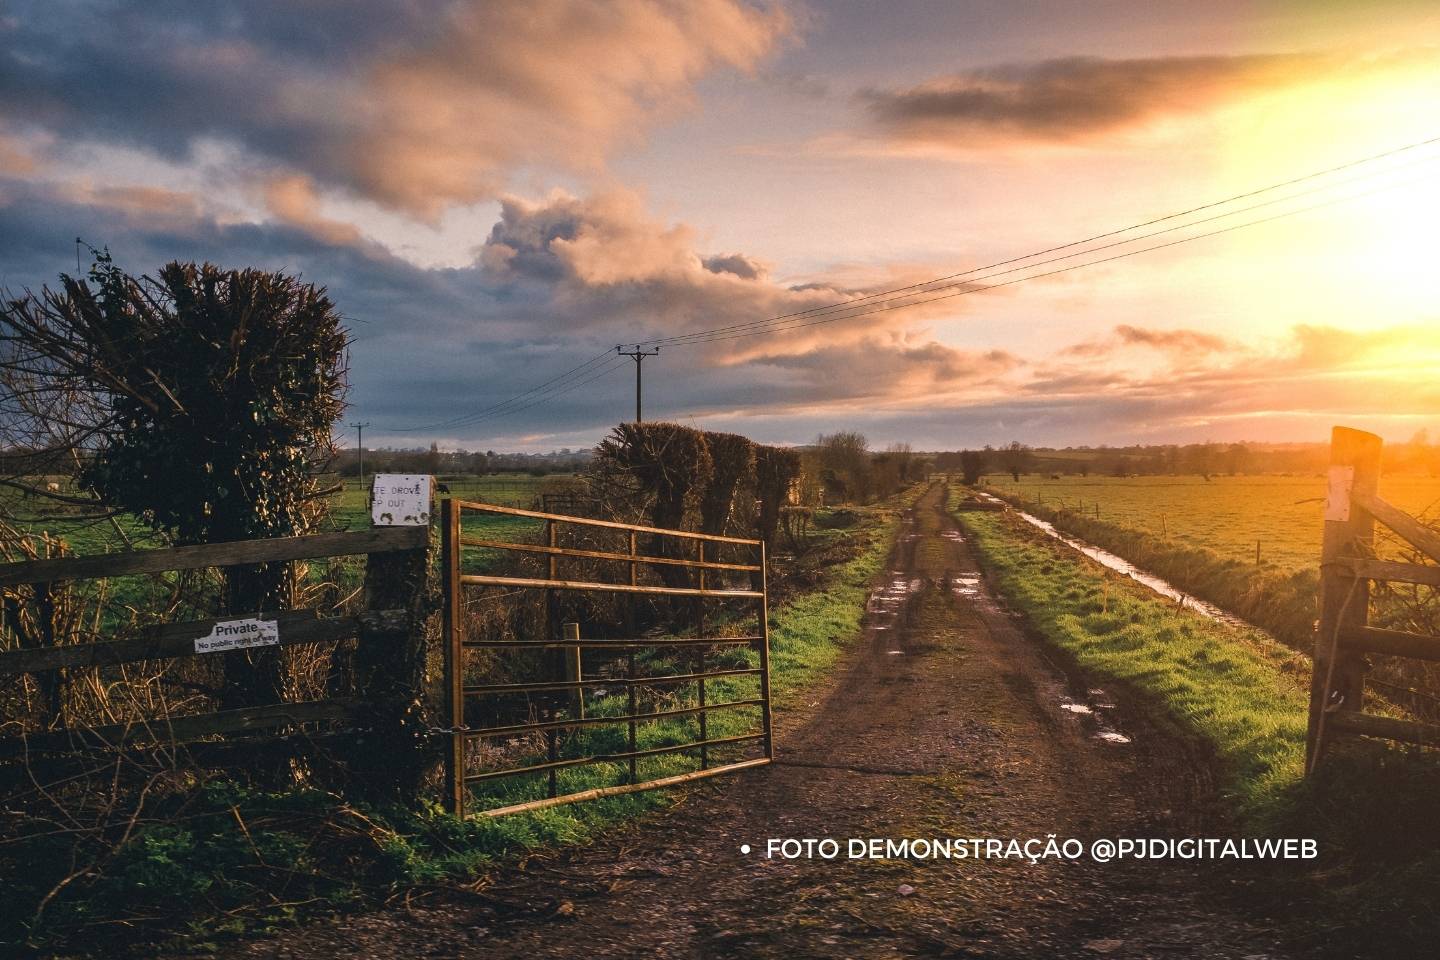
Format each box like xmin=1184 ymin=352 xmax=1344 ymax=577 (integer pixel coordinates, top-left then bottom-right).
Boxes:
xmin=390 ymin=348 xmax=614 ymax=433
xmin=661 ymin=167 xmax=1437 ymax=347
xmin=384 ymin=132 xmax=1440 ymax=436
xmin=403 ymin=356 xmax=631 ymax=435
xmin=455 ymin=356 xmax=630 ymax=426
xmin=667 ymin=170 xmax=1438 ymax=346
xmin=646 ymin=142 xmax=1440 ymax=347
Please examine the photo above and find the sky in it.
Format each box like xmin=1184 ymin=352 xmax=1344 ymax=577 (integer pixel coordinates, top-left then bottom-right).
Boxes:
xmin=2 ymin=0 xmax=1439 ymax=452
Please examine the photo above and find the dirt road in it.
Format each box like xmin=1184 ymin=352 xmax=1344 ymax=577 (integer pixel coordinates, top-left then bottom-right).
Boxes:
xmin=212 ymin=483 xmax=1291 ymax=959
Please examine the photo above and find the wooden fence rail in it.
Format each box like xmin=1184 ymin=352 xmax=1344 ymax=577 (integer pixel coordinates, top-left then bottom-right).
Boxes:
xmin=0 ymin=513 xmax=428 ymax=768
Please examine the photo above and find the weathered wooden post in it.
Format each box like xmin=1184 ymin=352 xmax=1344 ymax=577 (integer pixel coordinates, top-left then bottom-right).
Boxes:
xmin=441 ymin=496 xmax=465 ymax=816
xmin=1307 ymin=427 xmax=1382 ymax=772
xmin=563 ymin=621 xmax=583 ymax=719
xmin=353 ymin=474 xmax=436 ymax=800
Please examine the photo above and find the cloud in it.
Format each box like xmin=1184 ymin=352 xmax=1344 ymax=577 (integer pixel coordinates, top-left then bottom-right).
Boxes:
xmin=1062 ymin=323 xmax=1232 ymax=359
xmin=0 ymin=1 xmax=790 ymax=216
xmin=263 ymin=175 xmax=363 ymax=247
xmin=702 ymin=253 xmax=768 ymax=280
xmin=861 ymin=52 xmax=1331 ymax=149
xmin=738 ymin=340 xmax=1019 ymax=406
xmin=1 ymin=174 xmax=983 ymax=444
xmin=0 ymin=129 xmax=35 ymax=176
xmin=1018 ymin=321 xmax=1440 ymax=443
xmin=6 ymin=168 xmax=1432 ymax=451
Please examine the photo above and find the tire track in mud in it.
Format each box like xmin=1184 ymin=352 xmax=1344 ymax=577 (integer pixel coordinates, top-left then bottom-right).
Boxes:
xmin=200 ymin=483 xmax=1292 ymax=960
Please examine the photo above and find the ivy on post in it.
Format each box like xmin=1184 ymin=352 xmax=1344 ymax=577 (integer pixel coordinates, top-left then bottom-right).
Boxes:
xmin=352 ymin=474 xmax=437 ymax=799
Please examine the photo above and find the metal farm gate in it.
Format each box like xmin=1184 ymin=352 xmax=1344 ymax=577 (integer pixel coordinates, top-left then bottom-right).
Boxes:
xmin=440 ymin=499 xmax=773 ymax=817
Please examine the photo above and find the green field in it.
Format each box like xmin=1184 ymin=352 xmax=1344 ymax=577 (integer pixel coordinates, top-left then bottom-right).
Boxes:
xmin=1 ymin=474 xmax=560 ymax=557
xmin=329 ymin=474 xmax=559 ymax=532
xmin=984 ymin=473 xmax=1440 ymax=574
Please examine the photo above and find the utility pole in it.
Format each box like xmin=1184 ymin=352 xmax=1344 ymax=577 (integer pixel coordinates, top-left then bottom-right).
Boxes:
xmin=350 ymin=421 xmax=371 ymax=489
xmin=616 ymin=345 xmax=660 ymax=422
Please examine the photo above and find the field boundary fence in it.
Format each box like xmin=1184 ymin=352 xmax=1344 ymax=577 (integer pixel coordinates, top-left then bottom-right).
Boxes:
xmin=1308 ymin=426 xmax=1440 ymax=769
xmin=0 ymin=525 xmax=426 ymax=763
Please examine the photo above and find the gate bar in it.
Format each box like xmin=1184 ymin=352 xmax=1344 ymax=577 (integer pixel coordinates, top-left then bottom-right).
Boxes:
xmin=479 ymin=758 xmax=771 ymax=819
xmin=464 ymin=733 xmax=767 ymax=783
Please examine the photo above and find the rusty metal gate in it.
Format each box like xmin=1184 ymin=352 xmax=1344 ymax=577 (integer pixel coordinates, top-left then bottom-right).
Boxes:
xmin=440 ymin=499 xmax=773 ymax=817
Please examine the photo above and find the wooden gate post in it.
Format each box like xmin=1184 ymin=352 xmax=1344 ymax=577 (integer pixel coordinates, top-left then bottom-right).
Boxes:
xmin=441 ymin=497 xmax=466 ymax=816
xmin=353 ymin=477 xmax=437 ymax=800
xmin=1307 ymin=427 xmax=1382 ymax=771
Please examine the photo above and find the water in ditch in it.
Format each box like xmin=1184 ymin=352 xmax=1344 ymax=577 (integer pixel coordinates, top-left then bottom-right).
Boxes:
xmin=972 ymin=493 xmax=1251 ymax=630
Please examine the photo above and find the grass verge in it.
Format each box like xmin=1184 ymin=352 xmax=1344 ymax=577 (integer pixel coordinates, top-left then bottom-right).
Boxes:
xmin=953 ymin=489 xmax=1440 ymax=957
xmin=981 ymin=486 xmax=1318 ymax=652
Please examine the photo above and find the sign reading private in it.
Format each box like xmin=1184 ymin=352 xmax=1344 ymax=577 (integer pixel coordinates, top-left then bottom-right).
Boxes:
xmin=371 ymin=474 xmax=432 ymax=526
xmin=194 ymin=618 xmax=280 ymax=654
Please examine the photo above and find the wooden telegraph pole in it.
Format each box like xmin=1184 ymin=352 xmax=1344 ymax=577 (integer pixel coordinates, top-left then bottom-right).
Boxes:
xmin=616 ymin=345 xmax=660 ymax=422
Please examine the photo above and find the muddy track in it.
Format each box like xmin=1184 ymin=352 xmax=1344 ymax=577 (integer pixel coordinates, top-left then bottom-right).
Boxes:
xmin=202 ymin=483 xmax=1291 ymax=959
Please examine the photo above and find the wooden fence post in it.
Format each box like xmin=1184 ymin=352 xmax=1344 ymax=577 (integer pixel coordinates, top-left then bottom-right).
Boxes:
xmin=441 ymin=497 xmax=466 ymax=816
xmin=1307 ymin=426 xmax=1382 ymax=772
xmin=352 ymin=477 xmax=437 ymax=800
xmin=563 ymin=621 xmax=583 ymax=719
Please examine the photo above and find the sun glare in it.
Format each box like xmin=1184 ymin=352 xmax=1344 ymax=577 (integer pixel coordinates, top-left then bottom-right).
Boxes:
xmin=1214 ymin=58 xmax=1440 ymax=342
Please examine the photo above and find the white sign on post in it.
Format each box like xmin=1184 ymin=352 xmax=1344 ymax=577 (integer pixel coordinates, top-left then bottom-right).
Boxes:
xmin=371 ymin=474 xmax=432 ymax=526
xmin=194 ymin=618 xmax=281 ymax=654
xmin=1324 ymin=465 xmax=1354 ymax=523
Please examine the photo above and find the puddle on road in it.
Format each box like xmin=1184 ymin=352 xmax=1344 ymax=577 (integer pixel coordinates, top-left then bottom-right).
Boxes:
xmin=973 ymin=493 xmax=1248 ymax=629
xmin=866 ymin=571 xmax=920 ymax=626
xmin=949 ymin=575 xmax=983 ymax=598
xmin=865 ymin=511 xmax=927 ymax=637
xmin=1059 ymin=690 xmax=1132 ymax=745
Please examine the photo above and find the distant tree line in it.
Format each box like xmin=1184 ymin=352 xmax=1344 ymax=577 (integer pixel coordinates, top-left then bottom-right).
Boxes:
xmin=806 ymin=432 xmax=928 ymax=504
xmin=935 ymin=434 xmax=1440 ymax=481
xmin=334 ymin=443 xmax=592 ymax=477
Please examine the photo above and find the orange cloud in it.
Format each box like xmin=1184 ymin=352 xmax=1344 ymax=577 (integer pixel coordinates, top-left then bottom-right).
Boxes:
xmin=51 ymin=182 xmax=203 ymax=227
xmin=343 ymin=0 xmax=790 ymax=215
xmin=0 ymin=132 xmax=35 ymax=176
xmin=1062 ymin=324 xmax=1232 ymax=359
xmin=861 ymin=52 xmax=1336 ymax=150
xmin=263 ymin=175 xmax=363 ymax=247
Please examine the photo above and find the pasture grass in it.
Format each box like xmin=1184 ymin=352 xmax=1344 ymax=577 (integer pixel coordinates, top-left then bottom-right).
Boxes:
xmin=984 ymin=473 xmax=1440 ymax=574
xmin=953 ymin=490 xmax=1440 ymax=955
xmin=981 ymin=489 xmax=1320 ymax=652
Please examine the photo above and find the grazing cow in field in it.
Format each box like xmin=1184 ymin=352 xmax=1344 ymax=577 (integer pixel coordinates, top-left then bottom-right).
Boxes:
xmin=437 ymin=483 xmax=451 ymax=494
xmin=45 ymin=481 xmax=60 ymax=493
xmin=1049 ymin=473 xmax=1061 ymax=481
